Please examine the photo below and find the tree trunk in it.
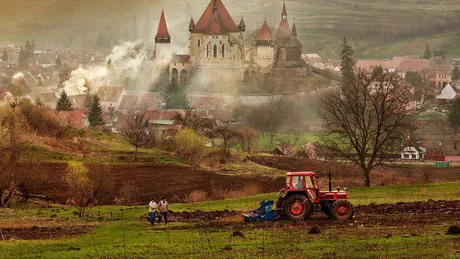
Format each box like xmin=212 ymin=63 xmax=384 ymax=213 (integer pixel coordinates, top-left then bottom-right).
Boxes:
xmin=247 ymin=140 xmax=251 ymax=154
xmin=134 ymin=146 xmax=138 ymax=161
xmin=363 ymin=168 xmax=371 ymax=187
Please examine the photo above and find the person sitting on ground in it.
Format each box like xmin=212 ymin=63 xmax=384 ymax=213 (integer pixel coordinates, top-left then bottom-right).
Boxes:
xmin=148 ymin=198 xmax=158 ymax=225
xmin=158 ymin=197 xmax=169 ymax=225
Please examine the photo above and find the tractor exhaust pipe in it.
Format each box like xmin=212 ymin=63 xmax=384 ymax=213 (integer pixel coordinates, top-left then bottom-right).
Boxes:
xmin=328 ymin=172 xmax=332 ymax=192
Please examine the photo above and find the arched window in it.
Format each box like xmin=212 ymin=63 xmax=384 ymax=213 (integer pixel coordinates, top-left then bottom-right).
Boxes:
xmin=171 ymin=68 xmax=178 ymax=82
xmin=222 ymin=44 xmax=226 ymax=58
xmin=180 ymin=69 xmax=187 ymax=84
xmin=213 ymin=44 xmax=218 ymax=58
xmin=243 ymin=71 xmax=250 ymax=81
xmin=198 ymin=39 xmax=201 ymax=47
xmin=206 ymin=44 xmax=209 ymax=58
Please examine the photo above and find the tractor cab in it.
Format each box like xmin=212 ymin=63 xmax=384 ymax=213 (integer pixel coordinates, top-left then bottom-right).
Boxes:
xmin=276 ymin=171 xmax=355 ymax=221
xmin=281 ymin=172 xmax=320 ymax=202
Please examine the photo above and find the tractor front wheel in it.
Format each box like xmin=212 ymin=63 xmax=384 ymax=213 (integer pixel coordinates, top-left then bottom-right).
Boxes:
xmin=283 ymin=194 xmax=312 ymax=221
xmin=331 ymin=200 xmax=355 ymax=221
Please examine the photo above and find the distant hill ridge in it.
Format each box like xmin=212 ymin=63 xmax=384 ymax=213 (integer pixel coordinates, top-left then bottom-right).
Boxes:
xmin=1 ymin=0 xmax=460 ymax=58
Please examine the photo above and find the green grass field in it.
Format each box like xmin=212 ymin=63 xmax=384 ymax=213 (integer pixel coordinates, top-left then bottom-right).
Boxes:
xmin=1 ymin=182 xmax=459 ymax=258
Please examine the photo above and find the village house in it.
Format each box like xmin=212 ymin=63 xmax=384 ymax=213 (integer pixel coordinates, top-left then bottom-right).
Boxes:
xmin=58 ymin=111 xmax=90 ymax=128
xmin=401 ymin=146 xmax=423 ymax=160
xmin=436 ymin=83 xmax=458 ymax=104
xmin=415 ymin=110 xmax=460 ymax=156
xmin=97 ymin=86 xmax=126 ymax=112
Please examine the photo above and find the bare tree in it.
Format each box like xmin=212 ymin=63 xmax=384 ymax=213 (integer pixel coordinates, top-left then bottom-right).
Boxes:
xmin=247 ymin=98 xmax=294 ymax=144
xmin=318 ymin=69 xmax=415 ymax=187
xmin=215 ymin=126 xmax=239 ymax=157
xmin=0 ymin=104 xmax=35 ymax=207
xmin=237 ymin=126 xmax=260 ymax=153
xmin=173 ymin=109 xmax=214 ymax=136
xmin=120 ymin=109 xmax=152 ymax=161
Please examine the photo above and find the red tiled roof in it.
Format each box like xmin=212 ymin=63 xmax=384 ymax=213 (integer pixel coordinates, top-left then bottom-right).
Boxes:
xmin=59 ymin=111 xmax=87 ymax=128
xmin=256 ymin=20 xmax=274 ymax=42
xmin=193 ymin=0 xmax=240 ymax=33
xmin=189 ymin=16 xmax=195 ymax=28
xmin=276 ymin=19 xmax=291 ymax=41
xmin=204 ymin=12 xmax=228 ymax=35
xmin=398 ymin=57 xmax=429 ymax=73
xmin=239 ymin=16 xmax=246 ymax=28
xmin=155 ymin=10 xmax=171 ymax=39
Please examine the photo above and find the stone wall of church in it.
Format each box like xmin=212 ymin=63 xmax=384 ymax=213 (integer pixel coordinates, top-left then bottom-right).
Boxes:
xmin=156 ymin=43 xmax=172 ymax=62
xmin=190 ymin=32 xmax=244 ymax=68
xmin=254 ymin=45 xmax=274 ymax=74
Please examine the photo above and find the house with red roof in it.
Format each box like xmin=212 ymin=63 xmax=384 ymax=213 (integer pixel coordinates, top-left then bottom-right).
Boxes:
xmin=59 ymin=111 xmax=90 ymax=128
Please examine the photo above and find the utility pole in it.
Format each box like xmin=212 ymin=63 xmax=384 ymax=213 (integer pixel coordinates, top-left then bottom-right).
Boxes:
xmin=8 ymin=102 xmax=17 ymax=203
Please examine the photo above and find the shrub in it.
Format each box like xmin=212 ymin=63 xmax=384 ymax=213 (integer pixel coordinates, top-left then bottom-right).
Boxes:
xmin=173 ymin=129 xmax=205 ymax=163
xmin=212 ymin=184 xmax=262 ymax=200
xmin=187 ymin=190 xmax=208 ymax=203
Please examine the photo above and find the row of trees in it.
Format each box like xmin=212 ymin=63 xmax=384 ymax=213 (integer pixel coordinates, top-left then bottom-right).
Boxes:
xmin=423 ymin=45 xmax=446 ymax=60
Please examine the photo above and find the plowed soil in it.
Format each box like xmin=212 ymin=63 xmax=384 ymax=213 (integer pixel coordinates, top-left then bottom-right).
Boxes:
xmin=28 ymin=163 xmax=285 ymax=205
xmin=0 ymin=225 xmax=91 ymax=241
xmin=145 ymin=200 xmax=460 ymax=226
xmin=248 ymin=156 xmax=460 ymax=186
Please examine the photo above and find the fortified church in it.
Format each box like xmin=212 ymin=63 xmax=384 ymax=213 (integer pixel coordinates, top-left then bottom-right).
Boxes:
xmin=153 ymin=0 xmax=308 ymax=86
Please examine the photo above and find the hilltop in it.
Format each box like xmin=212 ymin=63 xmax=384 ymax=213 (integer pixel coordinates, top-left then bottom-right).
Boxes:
xmin=1 ymin=0 xmax=459 ymax=59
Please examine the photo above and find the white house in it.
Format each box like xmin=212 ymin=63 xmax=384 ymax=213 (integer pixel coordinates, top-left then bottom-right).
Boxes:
xmin=401 ymin=146 xmax=421 ymax=160
xmin=436 ymin=84 xmax=458 ymax=103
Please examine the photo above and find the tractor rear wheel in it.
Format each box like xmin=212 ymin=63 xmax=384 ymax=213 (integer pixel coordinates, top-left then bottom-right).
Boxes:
xmin=331 ymin=200 xmax=355 ymax=221
xmin=282 ymin=194 xmax=312 ymax=221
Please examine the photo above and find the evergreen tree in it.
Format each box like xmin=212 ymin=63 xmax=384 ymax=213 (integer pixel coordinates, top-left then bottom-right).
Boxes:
xmin=96 ymin=32 xmax=110 ymax=48
xmin=1 ymin=49 xmax=7 ymax=62
xmin=423 ymin=45 xmax=431 ymax=60
xmin=18 ymin=39 xmax=35 ymax=68
xmin=448 ymin=98 xmax=460 ymax=132
xmin=56 ymin=90 xmax=73 ymax=112
xmin=163 ymin=78 xmax=189 ymax=110
xmin=371 ymin=65 xmax=384 ymax=79
xmin=452 ymin=67 xmax=460 ymax=81
xmin=56 ymin=56 xmax=63 ymax=69
xmin=340 ymin=37 xmax=355 ymax=86
xmin=88 ymin=94 xmax=104 ymax=126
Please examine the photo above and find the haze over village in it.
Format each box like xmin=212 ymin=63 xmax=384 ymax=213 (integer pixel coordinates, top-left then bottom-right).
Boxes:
xmin=0 ymin=0 xmax=460 ymax=258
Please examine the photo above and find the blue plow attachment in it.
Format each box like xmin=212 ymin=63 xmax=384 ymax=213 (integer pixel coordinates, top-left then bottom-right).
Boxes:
xmin=243 ymin=200 xmax=277 ymax=222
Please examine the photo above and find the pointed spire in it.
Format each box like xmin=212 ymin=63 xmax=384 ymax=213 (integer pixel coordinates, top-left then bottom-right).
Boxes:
xmin=256 ymin=19 xmax=274 ymax=42
xmin=291 ymin=19 xmax=297 ymax=37
xmin=213 ymin=0 xmax=218 ymax=14
xmin=238 ymin=16 xmax=246 ymax=31
xmin=282 ymin=1 xmax=287 ymax=17
xmin=189 ymin=15 xmax=195 ymax=32
xmin=155 ymin=9 xmax=171 ymax=43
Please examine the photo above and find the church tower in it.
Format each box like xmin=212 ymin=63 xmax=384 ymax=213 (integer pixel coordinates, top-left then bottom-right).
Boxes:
xmin=188 ymin=0 xmax=245 ymax=84
xmin=255 ymin=20 xmax=275 ymax=73
xmin=275 ymin=2 xmax=291 ymax=45
xmin=155 ymin=9 xmax=171 ymax=61
xmin=285 ymin=20 xmax=303 ymax=63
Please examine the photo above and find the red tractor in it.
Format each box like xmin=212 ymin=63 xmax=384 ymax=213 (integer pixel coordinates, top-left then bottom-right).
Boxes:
xmin=276 ymin=172 xmax=355 ymax=221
